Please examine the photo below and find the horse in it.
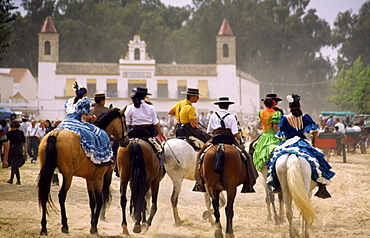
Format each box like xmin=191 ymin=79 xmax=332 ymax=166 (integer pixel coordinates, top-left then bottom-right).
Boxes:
xmin=37 ymin=108 xmax=128 ymax=236
xmin=260 ymin=164 xmax=285 ymax=224
xmin=275 ymin=153 xmax=316 ymax=238
xmin=162 ymin=138 xmax=225 ymax=226
xmin=201 ymin=135 xmax=248 ymax=238
xmin=117 ymin=129 xmax=164 ymax=235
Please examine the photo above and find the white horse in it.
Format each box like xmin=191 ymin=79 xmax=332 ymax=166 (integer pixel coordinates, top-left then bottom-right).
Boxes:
xmin=275 ymin=153 xmax=316 ymax=238
xmin=162 ymin=138 xmax=225 ymax=226
xmin=261 ymin=164 xmax=285 ymax=224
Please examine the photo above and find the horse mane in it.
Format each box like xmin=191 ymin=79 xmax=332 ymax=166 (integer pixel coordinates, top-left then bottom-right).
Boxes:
xmin=94 ymin=108 xmax=121 ymax=130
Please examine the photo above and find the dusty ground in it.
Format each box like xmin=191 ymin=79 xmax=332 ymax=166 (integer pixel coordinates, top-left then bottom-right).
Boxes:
xmin=0 ymin=150 xmax=369 ymax=238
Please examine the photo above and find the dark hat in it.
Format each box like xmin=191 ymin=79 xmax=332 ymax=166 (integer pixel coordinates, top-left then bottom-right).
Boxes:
xmin=214 ymin=97 xmax=235 ymax=105
xmin=132 ymin=87 xmax=152 ymax=96
xmin=181 ymin=88 xmax=205 ymax=95
xmin=263 ymin=93 xmax=282 ymax=102
xmin=93 ymin=92 xmax=109 ymax=100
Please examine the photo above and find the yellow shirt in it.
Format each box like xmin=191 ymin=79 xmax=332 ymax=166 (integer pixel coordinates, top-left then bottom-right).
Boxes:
xmin=171 ymin=99 xmax=197 ymax=124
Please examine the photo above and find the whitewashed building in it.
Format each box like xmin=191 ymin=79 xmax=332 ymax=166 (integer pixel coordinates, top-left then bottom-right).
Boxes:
xmin=38 ymin=17 xmax=260 ymax=122
xmin=0 ymin=68 xmax=38 ymax=114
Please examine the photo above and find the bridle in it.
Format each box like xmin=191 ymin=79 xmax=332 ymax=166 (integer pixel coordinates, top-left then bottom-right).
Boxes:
xmin=114 ymin=107 xmax=129 ymax=147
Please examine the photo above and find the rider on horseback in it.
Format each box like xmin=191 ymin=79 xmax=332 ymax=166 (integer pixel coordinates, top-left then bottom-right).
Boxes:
xmin=168 ymin=88 xmax=212 ymax=144
xmin=266 ymin=94 xmax=334 ymax=199
xmin=57 ymin=82 xmax=113 ymax=166
xmin=125 ymin=87 xmax=164 ymax=158
xmin=193 ymin=97 xmax=258 ymax=193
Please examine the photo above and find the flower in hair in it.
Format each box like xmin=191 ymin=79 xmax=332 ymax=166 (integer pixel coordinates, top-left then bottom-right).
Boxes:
xmin=286 ymin=94 xmax=294 ymax=102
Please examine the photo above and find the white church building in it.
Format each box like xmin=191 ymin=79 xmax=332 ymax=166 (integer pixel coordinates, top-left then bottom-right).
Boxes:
xmin=38 ymin=17 xmax=260 ymax=122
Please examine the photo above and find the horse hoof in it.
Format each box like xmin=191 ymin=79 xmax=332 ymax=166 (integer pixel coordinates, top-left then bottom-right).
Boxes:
xmin=225 ymin=233 xmax=235 ymax=238
xmin=133 ymin=225 xmax=141 ymax=234
xmin=214 ymin=228 xmax=224 ymax=238
xmin=61 ymin=227 xmax=69 ymax=234
xmin=40 ymin=230 xmax=48 ymax=236
xmin=122 ymin=224 xmax=129 ymax=236
xmin=90 ymin=227 xmax=98 ymax=234
xmin=202 ymin=211 xmax=211 ymax=220
xmin=142 ymin=222 xmax=149 ymax=232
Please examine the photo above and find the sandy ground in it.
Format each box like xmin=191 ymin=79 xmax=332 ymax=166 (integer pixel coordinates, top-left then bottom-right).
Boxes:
xmin=0 ymin=150 xmax=369 ymax=238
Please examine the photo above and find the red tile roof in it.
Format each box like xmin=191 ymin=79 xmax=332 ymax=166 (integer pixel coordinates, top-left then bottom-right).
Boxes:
xmin=0 ymin=68 xmax=28 ymax=83
xmin=218 ymin=19 xmax=234 ymax=36
xmin=41 ymin=16 xmax=57 ymax=33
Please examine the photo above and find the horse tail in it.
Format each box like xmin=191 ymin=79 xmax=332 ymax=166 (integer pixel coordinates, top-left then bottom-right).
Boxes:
xmin=213 ymin=144 xmax=225 ymax=174
xmin=286 ymin=154 xmax=315 ymax=226
xmin=38 ymin=135 xmax=58 ymax=214
xmin=129 ymin=140 xmax=147 ymax=220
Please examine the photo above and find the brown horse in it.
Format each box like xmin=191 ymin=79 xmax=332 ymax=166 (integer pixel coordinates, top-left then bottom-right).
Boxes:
xmin=201 ymin=137 xmax=247 ymax=238
xmin=37 ymin=108 xmax=128 ymax=236
xmin=117 ymin=129 xmax=164 ymax=236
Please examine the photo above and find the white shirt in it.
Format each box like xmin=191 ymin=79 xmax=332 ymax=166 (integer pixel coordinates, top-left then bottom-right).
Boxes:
xmin=26 ymin=126 xmax=44 ymax=138
xmin=352 ymin=126 xmax=361 ymax=132
xmin=207 ymin=109 xmax=238 ymax=135
xmin=19 ymin=122 xmax=31 ymax=136
xmin=125 ymin=101 xmax=159 ymax=126
xmin=335 ymin=122 xmax=346 ymax=135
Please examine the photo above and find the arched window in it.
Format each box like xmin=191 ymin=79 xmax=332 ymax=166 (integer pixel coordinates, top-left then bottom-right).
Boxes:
xmin=44 ymin=41 xmax=51 ymax=55
xmin=222 ymin=44 xmax=229 ymax=58
xmin=134 ymin=48 xmax=140 ymax=60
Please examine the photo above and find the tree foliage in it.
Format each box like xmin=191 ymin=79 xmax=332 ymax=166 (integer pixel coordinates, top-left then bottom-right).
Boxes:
xmin=330 ymin=57 xmax=370 ymax=114
xmin=332 ymin=1 xmax=370 ymax=70
xmin=0 ymin=0 xmax=18 ymax=60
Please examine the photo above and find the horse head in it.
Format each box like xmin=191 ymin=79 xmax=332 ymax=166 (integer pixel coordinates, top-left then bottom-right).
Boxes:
xmin=95 ymin=108 xmax=129 ymax=147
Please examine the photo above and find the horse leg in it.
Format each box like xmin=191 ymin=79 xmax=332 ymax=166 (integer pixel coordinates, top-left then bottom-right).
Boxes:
xmin=146 ymin=181 xmax=160 ymax=229
xmin=40 ymin=198 xmax=48 ymax=235
xmin=210 ymin=190 xmax=223 ymax=238
xmin=225 ymin=188 xmax=236 ymax=238
xmin=120 ymin=180 xmax=129 ymax=236
xmin=59 ymin=177 xmax=72 ymax=234
xmin=278 ymin=192 xmax=285 ymax=224
xmin=87 ymin=177 xmax=105 ymax=235
xmin=202 ymin=192 xmax=215 ymax=224
xmin=170 ymin=177 xmax=185 ymax=226
xmin=100 ymin=167 xmax=113 ymax=221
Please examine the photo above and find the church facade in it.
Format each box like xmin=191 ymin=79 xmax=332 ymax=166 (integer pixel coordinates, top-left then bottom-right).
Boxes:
xmin=38 ymin=17 xmax=260 ymax=121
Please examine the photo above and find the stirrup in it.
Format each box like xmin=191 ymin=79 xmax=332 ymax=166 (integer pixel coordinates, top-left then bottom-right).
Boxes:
xmin=314 ymin=189 xmax=332 ymax=199
xmin=192 ymin=182 xmax=206 ymax=192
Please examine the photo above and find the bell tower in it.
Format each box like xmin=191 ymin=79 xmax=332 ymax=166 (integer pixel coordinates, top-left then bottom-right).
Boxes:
xmin=216 ymin=19 xmax=236 ymax=65
xmin=38 ymin=16 xmax=59 ymax=62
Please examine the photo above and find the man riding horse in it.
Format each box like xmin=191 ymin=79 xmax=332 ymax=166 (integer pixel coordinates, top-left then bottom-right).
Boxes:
xmin=168 ymin=88 xmax=211 ymax=144
xmin=193 ymin=97 xmax=258 ymax=193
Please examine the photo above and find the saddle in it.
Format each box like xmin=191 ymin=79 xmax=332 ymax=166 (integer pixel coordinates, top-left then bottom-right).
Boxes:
xmin=127 ymin=128 xmax=162 ymax=154
xmin=175 ymin=126 xmax=203 ymax=151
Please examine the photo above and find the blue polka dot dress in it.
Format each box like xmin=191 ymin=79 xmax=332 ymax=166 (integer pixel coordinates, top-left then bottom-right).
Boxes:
xmin=57 ymin=97 xmax=112 ymax=164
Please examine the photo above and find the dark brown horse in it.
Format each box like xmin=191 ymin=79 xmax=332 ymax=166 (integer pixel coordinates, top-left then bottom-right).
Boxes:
xmin=37 ymin=108 xmax=128 ymax=236
xmin=117 ymin=131 xmax=164 ymax=236
xmin=201 ymin=139 xmax=247 ymax=238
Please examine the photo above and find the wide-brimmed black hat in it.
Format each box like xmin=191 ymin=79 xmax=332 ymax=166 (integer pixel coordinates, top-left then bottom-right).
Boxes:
xmin=262 ymin=93 xmax=282 ymax=102
xmin=93 ymin=92 xmax=109 ymax=100
xmin=214 ymin=97 xmax=235 ymax=105
xmin=132 ymin=87 xmax=152 ymax=96
xmin=181 ymin=88 xmax=205 ymax=95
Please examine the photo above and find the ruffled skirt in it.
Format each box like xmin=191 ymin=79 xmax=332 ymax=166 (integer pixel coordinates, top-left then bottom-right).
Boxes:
xmin=57 ymin=118 xmax=112 ymax=164
xmin=252 ymin=131 xmax=280 ymax=171
xmin=266 ymin=136 xmax=335 ymax=188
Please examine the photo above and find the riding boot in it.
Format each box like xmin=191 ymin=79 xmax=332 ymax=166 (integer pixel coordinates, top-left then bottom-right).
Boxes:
xmin=240 ymin=149 xmax=257 ymax=193
xmin=314 ymin=184 xmax=332 ymax=199
xmin=273 ymin=180 xmax=281 ymax=193
xmin=192 ymin=141 xmax=210 ymax=193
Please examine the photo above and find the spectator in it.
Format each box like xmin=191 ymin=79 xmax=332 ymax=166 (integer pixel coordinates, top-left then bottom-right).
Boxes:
xmin=352 ymin=123 xmax=361 ymax=132
xmin=326 ymin=115 xmax=335 ymax=126
xmin=26 ymin=120 xmax=43 ymax=163
xmin=44 ymin=119 xmax=54 ymax=134
xmin=0 ymin=119 xmax=9 ymax=133
xmin=0 ymin=124 xmax=10 ymax=168
xmin=6 ymin=121 xmax=26 ymax=185
xmin=19 ymin=117 xmax=31 ymax=136
xmin=334 ymin=118 xmax=346 ymax=135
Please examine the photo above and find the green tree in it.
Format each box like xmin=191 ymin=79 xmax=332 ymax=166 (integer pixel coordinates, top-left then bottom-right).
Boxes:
xmin=0 ymin=0 xmax=18 ymax=60
xmin=332 ymin=1 xmax=370 ymax=69
xmin=330 ymin=57 xmax=370 ymax=113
